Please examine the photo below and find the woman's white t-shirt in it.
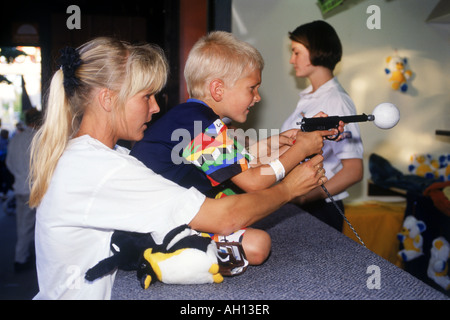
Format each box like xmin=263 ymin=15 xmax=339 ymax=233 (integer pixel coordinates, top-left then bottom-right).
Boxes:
xmin=281 ymin=77 xmax=364 ymax=201
xmin=34 ymin=135 xmax=206 ymax=300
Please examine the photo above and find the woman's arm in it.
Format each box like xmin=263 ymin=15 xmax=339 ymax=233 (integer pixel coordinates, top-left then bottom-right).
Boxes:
xmin=189 ymin=154 xmax=326 ymax=235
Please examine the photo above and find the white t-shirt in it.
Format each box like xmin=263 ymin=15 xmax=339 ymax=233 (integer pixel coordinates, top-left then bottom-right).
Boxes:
xmin=33 ymin=135 xmax=206 ymax=300
xmin=281 ymin=77 xmax=363 ymax=201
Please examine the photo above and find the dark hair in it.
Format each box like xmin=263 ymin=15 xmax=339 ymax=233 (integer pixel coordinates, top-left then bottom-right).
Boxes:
xmin=289 ymin=20 xmax=342 ymax=71
xmin=25 ymin=108 xmax=43 ymax=127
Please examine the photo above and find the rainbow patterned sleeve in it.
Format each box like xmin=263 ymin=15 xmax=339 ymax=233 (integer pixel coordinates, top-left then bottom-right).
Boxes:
xmin=182 ymin=119 xmax=253 ymax=186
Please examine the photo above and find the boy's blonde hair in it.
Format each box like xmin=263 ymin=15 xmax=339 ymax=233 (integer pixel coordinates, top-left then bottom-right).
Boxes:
xmin=29 ymin=37 xmax=168 ymax=207
xmin=184 ymin=31 xmax=264 ymax=99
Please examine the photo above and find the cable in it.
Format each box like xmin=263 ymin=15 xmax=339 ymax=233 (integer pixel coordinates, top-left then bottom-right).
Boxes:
xmin=321 ymin=185 xmax=366 ymax=248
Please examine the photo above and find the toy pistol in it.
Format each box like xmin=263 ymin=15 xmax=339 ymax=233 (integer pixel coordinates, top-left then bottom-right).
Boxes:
xmin=298 ymin=114 xmax=374 ymax=140
xmin=297 ymin=103 xmax=400 ymax=140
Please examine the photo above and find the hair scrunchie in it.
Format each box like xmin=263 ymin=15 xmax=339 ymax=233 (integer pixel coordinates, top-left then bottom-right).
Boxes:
xmin=58 ymin=47 xmax=82 ymax=97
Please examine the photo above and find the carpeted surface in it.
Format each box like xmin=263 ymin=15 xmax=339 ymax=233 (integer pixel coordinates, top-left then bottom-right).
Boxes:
xmin=112 ymin=204 xmax=449 ymax=300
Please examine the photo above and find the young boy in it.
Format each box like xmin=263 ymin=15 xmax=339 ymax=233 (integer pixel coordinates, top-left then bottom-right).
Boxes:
xmin=131 ymin=31 xmax=335 ymax=275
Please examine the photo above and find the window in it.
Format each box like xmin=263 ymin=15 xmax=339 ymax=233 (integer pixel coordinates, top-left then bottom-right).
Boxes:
xmin=0 ymin=46 xmax=41 ymax=133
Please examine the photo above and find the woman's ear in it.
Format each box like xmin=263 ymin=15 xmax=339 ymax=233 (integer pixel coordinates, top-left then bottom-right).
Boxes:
xmin=98 ymin=88 xmax=113 ymax=112
xmin=209 ymin=79 xmax=225 ymax=102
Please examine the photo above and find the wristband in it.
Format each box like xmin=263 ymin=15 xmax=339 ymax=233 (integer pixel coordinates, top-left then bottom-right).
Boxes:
xmin=269 ymin=159 xmax=285 ymax=181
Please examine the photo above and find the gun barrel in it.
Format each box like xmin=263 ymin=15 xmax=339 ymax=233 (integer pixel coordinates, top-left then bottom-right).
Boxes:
xmin=299 ymin=113 xmax=374 ymax=132
xmin=338 ymin=113 xmax=374 ymax=123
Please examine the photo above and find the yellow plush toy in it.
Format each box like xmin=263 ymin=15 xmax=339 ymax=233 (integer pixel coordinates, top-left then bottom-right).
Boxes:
xmin=427 ymin=237 xmax=450 ymax=290
xmin=385 ymin=54 xmax=413 ymax=92
xmin=397 ymin=216 xmax=426 ymax=262
xmin=409 ymin=154 xmax=439 ymax=179
xmin=409 ymin=154 xmax=450 ymax=181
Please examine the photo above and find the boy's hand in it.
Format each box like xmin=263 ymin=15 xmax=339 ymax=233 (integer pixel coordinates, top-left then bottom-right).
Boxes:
xmin=266 ymin=130 xmax=297 ymax=151
xmin=279 ymin=129 xmax=299 ymax=145
xmin=293 ymin=130 xmax=335 ymax=157
xmin=309 ymin=111 xmax=345 ymax=140
xmin=281 ymin=154 xmax=326 ymax=199
xmin=250 ymin=130 xmax=298 ymax=163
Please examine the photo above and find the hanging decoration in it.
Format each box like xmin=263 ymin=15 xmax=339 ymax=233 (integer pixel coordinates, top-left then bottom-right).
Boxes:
xmin=317 ymin=0 xmax=345 ymax=14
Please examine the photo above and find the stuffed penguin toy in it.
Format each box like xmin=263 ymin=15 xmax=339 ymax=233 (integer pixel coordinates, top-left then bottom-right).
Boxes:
xmin=85 ymin=225 xmax=223 ymax=288
xmin=137 ymin=224 xmax=223 ymax=289
xmin=85 ymin=230 xmax=156 ymax=281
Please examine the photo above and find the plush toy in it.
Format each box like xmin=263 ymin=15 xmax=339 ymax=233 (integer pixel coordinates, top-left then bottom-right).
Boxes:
xmin=85 ymin=224 xmax=223 ymax=289
xmin=409 ymin=153 xmax=450 ymax=182
xmin=397 ymin=216 xmax=426 ymax=262
xmin=85 ymin=230 xmax=156 ymax=281
xmin=137 ymin=224 xmax=223 ymax=289
xmin=427 ymin=237 xmax=450 ymax=290
xmin=437 ymin=154 xmax=450 ymax=182
xmin=408 ymin=154 xmax=439 ymax=180
xmin=385 ymin=54 xmax=413 ymax=92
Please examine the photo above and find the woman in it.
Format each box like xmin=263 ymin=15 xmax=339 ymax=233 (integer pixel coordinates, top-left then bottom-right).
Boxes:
xmin=30 ymin=37 xmax=327 ymax=299
xmin=281 ymin=21 xmax=364 ymax=231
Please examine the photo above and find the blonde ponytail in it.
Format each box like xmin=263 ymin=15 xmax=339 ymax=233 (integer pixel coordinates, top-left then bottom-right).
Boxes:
xmin=29 ymin=37 xmax=168 ymax=207
xmin=29 ymin=70 xmax=75 ymax=207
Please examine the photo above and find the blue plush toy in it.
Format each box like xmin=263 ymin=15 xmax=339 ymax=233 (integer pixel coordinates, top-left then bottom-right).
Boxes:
xmin=409 ymin=153 xmax=450 ymax=182
xmin=397 ymin=216 xmax=426 ymax=262
xmin=427 ymin=237 xmax=450 ymax=290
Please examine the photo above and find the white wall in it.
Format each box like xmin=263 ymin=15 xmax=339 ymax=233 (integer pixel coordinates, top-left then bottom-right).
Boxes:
xmin=232 ymin=0 xmax=450 ymax=202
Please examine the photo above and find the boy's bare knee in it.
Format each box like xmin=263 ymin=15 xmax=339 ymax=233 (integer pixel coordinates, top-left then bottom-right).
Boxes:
xmin=242 ymin=228 xmax=271 ymax=265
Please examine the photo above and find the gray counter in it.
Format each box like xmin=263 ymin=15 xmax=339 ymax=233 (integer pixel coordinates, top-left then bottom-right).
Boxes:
xmin=112 ymin=204 xmax=448 ymax=300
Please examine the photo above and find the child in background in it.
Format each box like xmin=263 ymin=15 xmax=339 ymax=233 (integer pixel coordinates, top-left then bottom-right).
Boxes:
xmin=281 ymin=21 xmax=364 ymax=231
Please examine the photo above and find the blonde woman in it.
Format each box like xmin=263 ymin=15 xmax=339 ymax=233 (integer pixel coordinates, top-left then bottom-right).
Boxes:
xmin=30 ymin=37 xmax=326 ymax=299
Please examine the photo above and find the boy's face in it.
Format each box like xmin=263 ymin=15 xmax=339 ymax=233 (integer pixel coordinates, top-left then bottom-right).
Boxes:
xmin=221 ymin=69 xmax=261 ymax=123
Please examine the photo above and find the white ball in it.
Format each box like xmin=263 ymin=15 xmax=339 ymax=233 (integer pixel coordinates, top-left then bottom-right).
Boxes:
xmin=372 ymin=103 xmax=400 ymax=129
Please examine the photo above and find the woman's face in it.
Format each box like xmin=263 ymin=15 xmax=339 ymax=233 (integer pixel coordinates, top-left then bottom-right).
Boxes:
xmin=122 ymin=90 xmax=160 ymax=141
xmin=289 ymin=41 xmax=314 ymax=78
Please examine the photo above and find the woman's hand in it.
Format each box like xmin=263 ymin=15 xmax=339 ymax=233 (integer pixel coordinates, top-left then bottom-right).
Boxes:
xmin=281 ymin=154 xmax=327 ymax=200
xmin=312 ymin=111 xmax=345 ymax=140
